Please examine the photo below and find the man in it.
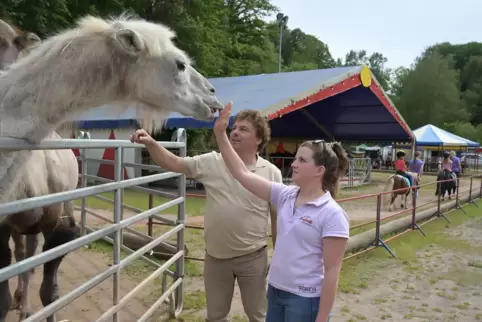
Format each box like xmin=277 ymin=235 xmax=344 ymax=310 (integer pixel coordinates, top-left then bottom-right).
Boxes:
xmin=131 ymin=103 xmax=282 ymax=322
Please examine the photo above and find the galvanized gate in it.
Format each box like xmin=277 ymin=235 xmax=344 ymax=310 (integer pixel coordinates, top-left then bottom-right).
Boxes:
xmin=0 ymin=131 xmax=188 ymax=321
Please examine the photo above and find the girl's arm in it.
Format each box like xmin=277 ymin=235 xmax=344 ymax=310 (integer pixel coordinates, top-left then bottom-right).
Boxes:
xmin=213 ymin=103 xmax=273 ymax=202
xmin=317 ymin=236 xmax=347 ymax=322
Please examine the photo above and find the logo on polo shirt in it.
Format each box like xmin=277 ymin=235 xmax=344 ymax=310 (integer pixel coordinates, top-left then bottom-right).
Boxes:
xmin=298 ymin=285 xmax=317 ymax=293
xmin=300 ymin=216 xmax=313 ymax=225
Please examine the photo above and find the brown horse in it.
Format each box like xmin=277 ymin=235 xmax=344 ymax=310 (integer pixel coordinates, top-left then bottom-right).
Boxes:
xmin=382 ymin=172 xmax=420 ymax=211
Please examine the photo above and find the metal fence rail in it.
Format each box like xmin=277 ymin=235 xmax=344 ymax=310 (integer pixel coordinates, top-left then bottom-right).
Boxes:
xmin=0 ymin=130 xmax=188 ymax=321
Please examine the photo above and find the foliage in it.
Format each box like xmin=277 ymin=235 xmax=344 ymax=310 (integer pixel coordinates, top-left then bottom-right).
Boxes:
xmin=395 ymin=52 xmax=469 ymax=129
xmin=3 ymin=0 xmax=482 ymax=145
xmin=341 ymin=49 xmax=392 ymax=90
xmin=393 ymin=41 xmax=482 ymax=143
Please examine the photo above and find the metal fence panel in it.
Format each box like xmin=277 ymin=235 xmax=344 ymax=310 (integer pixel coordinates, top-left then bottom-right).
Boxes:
xmin=0 ymin=131 xmax=188 ymax=321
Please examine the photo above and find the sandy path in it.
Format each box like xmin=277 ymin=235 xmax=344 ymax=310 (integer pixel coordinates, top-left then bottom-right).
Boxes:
xmin=5 ymin=237 xmax=163 ymax=322
xmin=339 ymin=176 xmax=474 ymax=223
xmin=332 ymin=216 xmax=482 ymax=322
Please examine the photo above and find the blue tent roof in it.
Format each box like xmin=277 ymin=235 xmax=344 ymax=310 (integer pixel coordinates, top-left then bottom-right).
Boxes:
xmin=413 ymin=124 xmax=480 ymax=147
xmin=75 ymin=66 xmax=413 ymax=142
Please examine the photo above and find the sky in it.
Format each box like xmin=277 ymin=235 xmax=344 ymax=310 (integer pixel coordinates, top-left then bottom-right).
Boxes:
xmin=269 ymin=0 xmax=480 ymax=69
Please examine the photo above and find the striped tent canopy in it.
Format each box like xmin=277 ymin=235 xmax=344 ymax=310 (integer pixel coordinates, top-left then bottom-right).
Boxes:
xmin=413 ymin=124 xmax=480 ymax=147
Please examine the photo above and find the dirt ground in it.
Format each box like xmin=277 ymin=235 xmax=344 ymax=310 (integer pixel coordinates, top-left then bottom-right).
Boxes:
xmin=338 ymin=172 xmax=474 ymax=223
xmin=332 ymin=211 xmax=482 ymax=322
xmin=5 ymin=238 xmax=164 ymax=322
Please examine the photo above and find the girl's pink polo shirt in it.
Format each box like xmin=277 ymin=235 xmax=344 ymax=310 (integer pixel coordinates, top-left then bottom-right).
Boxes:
xmin=268 ymin=182 xmax=350 ymax=297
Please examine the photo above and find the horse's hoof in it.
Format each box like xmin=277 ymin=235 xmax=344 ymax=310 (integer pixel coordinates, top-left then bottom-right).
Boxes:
xmin=10 ymin=291 xmax=23 ymax=310
xmin=18 ymin=311 xmax=31 ymax=321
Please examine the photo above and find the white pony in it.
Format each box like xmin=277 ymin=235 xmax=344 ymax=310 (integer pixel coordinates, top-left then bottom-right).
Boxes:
xmin=0 ymin=14 xmax=223 ymax=322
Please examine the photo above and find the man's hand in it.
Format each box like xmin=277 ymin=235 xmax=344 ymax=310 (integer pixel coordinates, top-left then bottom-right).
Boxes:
xmin=130 ymin=129 xmax=156 ymax=147
xmin=213 ymin=102 xmax=233 ymax=134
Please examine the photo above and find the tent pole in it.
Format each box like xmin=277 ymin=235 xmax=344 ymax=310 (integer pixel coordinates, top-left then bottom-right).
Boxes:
xmin=410 ymin=140 xmax=416 ymax=168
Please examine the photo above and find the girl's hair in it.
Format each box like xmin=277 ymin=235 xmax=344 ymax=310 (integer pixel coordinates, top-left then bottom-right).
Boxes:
xmin=450 ymin=151 xmax=456 ymax=157
xmin=299 ymin=140 xmax=349 ymax=198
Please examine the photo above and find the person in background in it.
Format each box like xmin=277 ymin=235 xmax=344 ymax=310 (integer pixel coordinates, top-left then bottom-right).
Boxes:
xmin=130 ymin=104 xmax=282 ymax=322
xmin=441 ymin=151 xmax=453 ymax=173
xmin=394 ymin=150 xmax=413 ymax=186
xmin=408 ymin=151 xmax=424 ymax=182
xmin=450 ymin=151 xmax=461 ymax=180
xmin=213 ymin=102 xmax=350 ymax=322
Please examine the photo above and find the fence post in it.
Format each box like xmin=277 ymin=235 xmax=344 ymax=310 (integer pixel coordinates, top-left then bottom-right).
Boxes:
xmin=147 ymin=194 xmax=154 ymax=237
xmin=174 ymin=129 xmax=186 ymax=317
xmin=374 ymin=194 xmax=381 ymax=246
xmin=455 ymin=177 xmax=467 ymax=215
xmin=435 ymin=179 xmax=450 ymax=223
xmin=373 ymin=193 xmax=396 ymax=258
xmin=411 ymin=186 xmax=427 ymax=237
xmin=469 ymin=176 xmax=473 ymax=201
xmin=80 ymin=148 xmax=88 ymax=236
xmin=112 ymin=146 xmax=123 ymax=322
xmin=480 ymin=177 xmax=482 ymax=201
xmin=468 ymin=176 xmax=478 ymax=207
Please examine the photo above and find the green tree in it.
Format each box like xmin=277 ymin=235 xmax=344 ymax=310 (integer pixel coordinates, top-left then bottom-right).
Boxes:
xmin=442 ymin=121 xmax=482 ymax=143
xmin=390 ymin=66 xmax=410 ymax=97
xmin=342 ymin=50 xmax=391 ymax=90
xmin=1 ymin=0 xmax=72 ymax=37
xmin=396 ymin=52 xmax=469 ymax=129
xmin=421 ymin=42 xmax=482 ymax=125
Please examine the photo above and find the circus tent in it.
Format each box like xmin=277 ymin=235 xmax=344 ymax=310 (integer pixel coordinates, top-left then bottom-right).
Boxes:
xmin=413 ymin=124 xmax=480 ymax=147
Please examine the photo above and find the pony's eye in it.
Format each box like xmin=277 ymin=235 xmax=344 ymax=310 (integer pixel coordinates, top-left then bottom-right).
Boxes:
xmin=176 ymin=60 xmax=186 ymax=71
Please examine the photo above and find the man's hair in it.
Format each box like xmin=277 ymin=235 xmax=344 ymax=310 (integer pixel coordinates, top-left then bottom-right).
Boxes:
xmin=234 ymin=110 xmax=271 ymax=151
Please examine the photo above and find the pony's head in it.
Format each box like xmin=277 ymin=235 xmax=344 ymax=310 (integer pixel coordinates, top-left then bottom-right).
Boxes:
xmin=0 ymin=19 xmax=40 ymax=69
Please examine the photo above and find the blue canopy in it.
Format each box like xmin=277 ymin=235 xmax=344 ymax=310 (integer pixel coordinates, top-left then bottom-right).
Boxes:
xmin=413 ymin=124 xmax=480 ymax=147
xmin=75 ymin=65 xmax=414 ymax=142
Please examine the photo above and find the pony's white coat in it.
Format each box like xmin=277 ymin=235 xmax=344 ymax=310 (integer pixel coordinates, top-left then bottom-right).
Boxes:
xmin=0 ymin=14 xmax=223 ymax=209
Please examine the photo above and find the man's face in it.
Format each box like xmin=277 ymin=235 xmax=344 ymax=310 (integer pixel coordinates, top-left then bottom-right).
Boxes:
xmin=229 ymin=118 xmax=262 ymax=153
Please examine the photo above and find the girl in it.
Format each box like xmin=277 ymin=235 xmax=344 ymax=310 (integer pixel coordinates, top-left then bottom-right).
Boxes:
xmin=441 ymin=151 xmax=453 ymax=172
xmin=394 ymin=150 xmax=413 ymax=186
xmin=213 ymin=102 xmax=350 ymax=322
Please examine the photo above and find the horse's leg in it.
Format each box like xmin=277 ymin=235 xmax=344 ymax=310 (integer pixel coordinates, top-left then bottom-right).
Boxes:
xmin=40 ymin=202 xmax=76 ymax=322
xmin=10 ymin=230 xmax=25 ymax=310
xmin=15 ymin=234 xmax=38 ymax=321
xmin=0 ymin=224 xmax=13 ymax=322
xmin=449 ymin=181 xmax=455 ymax=199
xmin=389 ymin=194 xmax=396 ymax=211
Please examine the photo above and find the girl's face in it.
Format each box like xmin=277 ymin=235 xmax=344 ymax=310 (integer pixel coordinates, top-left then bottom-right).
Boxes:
xmin=291 ymin=146 xmax=325 ymax=186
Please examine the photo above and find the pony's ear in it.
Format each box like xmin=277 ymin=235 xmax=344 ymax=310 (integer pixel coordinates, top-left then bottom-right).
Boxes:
xmin=111 ymin=29 xmax=145 ymax=56
xmin=13 ymin=32 xmax=40 ymax=51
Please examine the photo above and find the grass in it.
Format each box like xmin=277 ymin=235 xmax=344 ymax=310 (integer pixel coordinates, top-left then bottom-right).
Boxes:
xmin=73 ymin=188 xmax=206 ymax=217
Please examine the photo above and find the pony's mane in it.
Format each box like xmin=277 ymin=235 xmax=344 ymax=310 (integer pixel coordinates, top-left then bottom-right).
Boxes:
xmin=2 ymin=13 xmax=190 ymax=134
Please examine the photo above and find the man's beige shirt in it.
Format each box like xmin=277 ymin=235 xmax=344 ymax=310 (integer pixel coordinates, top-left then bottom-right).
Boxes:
xmin=184 ymin=151 xmax=283 ymax=259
